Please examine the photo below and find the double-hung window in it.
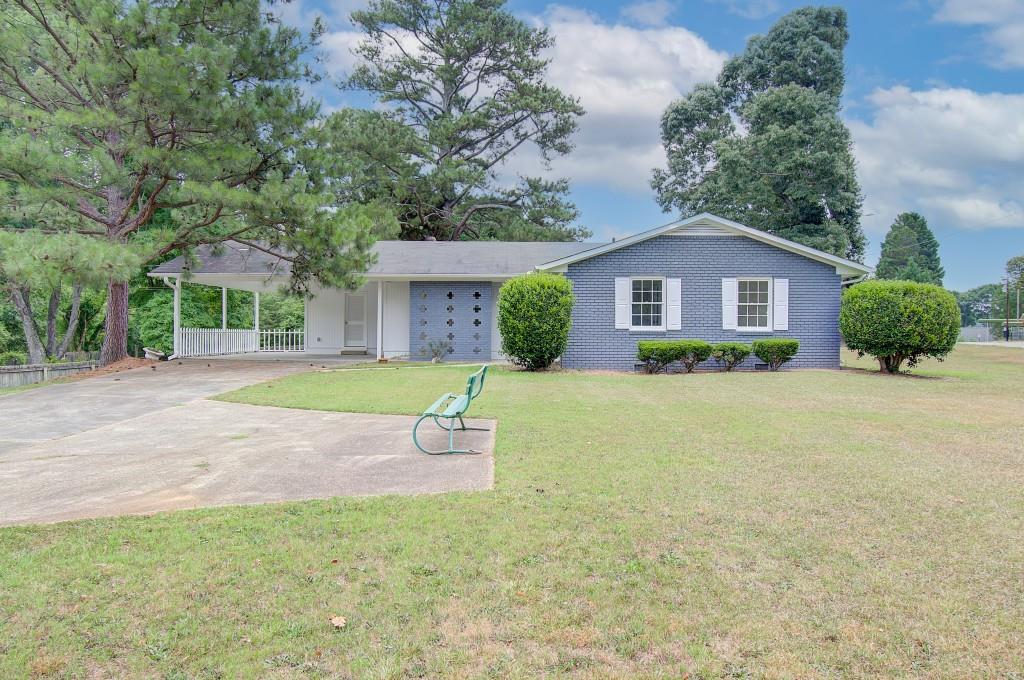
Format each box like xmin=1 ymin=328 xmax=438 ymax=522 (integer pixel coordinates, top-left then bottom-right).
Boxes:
xmin=737 ymin=278 xmax=771 ymax=330
xmin=631 ymin=278 xmax=664 ymax=330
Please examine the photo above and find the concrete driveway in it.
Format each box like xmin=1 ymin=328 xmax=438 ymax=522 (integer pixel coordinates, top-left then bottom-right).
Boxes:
xmin=0 ymin=361 xmax=494 ymax=526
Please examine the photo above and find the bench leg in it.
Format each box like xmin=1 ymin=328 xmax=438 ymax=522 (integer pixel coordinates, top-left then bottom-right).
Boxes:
xmin=457 ymin=415 xmax=489 ymax=432
xmin=413 ymin=414 xmax=482 ymax=455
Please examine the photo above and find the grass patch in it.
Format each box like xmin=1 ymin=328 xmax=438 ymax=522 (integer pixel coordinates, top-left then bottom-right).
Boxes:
xmin=2 ymin=346 xmax=1023 ymax=677
xmin=0 ymin=383 xmax=41 ymax=397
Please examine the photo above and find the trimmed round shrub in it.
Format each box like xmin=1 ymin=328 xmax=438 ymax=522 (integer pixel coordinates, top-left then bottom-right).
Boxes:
xmin=677 ymin=339 xmax=714 ymax=373
xmin=752 ymin=338 xmax=800 ymax=371
xmin=840 ymin=280 xmax=960 ymax=373
xmin=497 ymin=272 xmax=574 ymax=371
xmin=712 ymin=342 xmax=751 ymax=371
xmin=636 ymin=340 xmax=682 ymax=373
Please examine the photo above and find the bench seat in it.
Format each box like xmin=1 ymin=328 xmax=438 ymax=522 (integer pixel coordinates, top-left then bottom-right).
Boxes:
xmin=413 ymin=365 xmax=489 ymax=455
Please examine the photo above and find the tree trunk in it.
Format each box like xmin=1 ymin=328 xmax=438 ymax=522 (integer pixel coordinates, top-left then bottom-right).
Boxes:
xmin=45 ymin=287 xmax=61 ymax=357
xmin=57 ymin=284 xmax=83 ymax=358
xmin=100 ymin=279 xmax=129 ymax=365
xmin=880 ymin=354 xmax=904 ymax=374
xmin=8 ymin=287 xmax=46 ymax=365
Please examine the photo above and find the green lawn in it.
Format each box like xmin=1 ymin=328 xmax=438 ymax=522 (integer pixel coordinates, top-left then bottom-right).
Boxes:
xmin=2 ymin=346 xmax=1022 ymax=678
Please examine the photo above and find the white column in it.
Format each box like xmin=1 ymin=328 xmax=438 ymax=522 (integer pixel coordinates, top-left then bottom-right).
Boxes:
xmin=376 ymin=280 xmax=384 ymax=361
xmin=253 ymin=292 xmax=260 ymax=330
xmin=172 ymin=277 xmax=181 ymax=358
xmin=221 ymin=287 xmax=228 ymax=330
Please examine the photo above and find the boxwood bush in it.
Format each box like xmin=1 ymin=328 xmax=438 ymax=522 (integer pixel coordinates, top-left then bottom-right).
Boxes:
xmin=497 ymin=273 xmax=574 ymax=371
xmin=636 ymin=339 xmax=715 ymax=373
xmin=712 ymin=342 xmax=752 ymax=371
xmin=636 ymin=340 xmax=682 ymax=373
xmin=752 ymin=338 xmax=800 ymax=371
xmin=677 ymin=339 xmax=714 ymax=373
xmin=839 ymin=280 xmax=960 ymax=373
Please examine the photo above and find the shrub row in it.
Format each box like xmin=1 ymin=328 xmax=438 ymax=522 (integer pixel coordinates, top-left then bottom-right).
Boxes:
xmin=637 ymin=338 xmax=799 ymax=373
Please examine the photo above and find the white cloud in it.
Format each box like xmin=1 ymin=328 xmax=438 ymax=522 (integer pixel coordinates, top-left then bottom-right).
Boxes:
xmin=320 ymin=29 xmax=363 ymax=75
xmin=934 ymin=0 xmax=1024 ymax=68
xmin=849 ymin=86 xmax=1024 ymax=232
xmin=304 ymin=4 xmax=725 ymax=194
xmin=621 ymin=0 xmax=675 ymax=27
xmin=708 ymin=0 xmax=781 ymax=20
xmin=510 ymin=6 xmax=727 ymax=192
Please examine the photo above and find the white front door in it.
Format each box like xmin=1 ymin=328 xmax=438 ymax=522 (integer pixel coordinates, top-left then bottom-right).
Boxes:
xmin=343 ymin=293 xmax=366 ymax=348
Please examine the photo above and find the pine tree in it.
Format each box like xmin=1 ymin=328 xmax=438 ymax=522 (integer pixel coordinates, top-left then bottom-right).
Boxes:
xmin=0 ymin=0 xmax=386 ymax=363
xmin=326 ymin=0 xmax=587 ymax=242
xmin=876 ymin=213 xmax=944 ymax=285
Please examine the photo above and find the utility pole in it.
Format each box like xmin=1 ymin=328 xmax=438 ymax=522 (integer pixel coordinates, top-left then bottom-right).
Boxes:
xmin=1006 ymin=278 xmax=1011 ymax=342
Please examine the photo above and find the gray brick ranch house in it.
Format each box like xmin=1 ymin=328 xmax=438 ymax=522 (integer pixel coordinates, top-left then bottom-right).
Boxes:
xmin=148 ymin=213 xmax=871 ymax=370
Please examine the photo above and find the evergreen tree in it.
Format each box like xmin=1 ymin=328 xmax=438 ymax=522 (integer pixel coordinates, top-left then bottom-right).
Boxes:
xmin=327 ymin=0 xmax=587 ymax=242
xmin=0 ymin=0 xmax=386 ymax=363
xmin=652 ymin=6 xmax=864 ymax=260
xmin=876 ymin=212 xmax=944 ymax=285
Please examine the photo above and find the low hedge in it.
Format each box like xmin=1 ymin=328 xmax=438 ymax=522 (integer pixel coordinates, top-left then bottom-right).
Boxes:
xmin=637 ymin=339 xmax=715 ymax=373
xmin=752 ymin=338 xmax=800 ymax=371
xmin=636 ymin=340 xmax=682 ymax=374
xmin=711 ymin=342 xmax=751 ymax=371
xmin=677 ymin=340 xmax=714 ymax=372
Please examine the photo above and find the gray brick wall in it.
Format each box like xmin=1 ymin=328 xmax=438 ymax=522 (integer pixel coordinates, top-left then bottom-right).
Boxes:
xmin=563 ymin=235 xmax=843 ymax=370
xmin=409 ymin=282 xmax=492 ymax=361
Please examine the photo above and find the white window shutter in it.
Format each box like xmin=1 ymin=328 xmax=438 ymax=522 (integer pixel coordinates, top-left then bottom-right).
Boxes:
xmin=614 ymin=277 xmax=630 ymax=329
xmin=667 ymin=278 xmax=682 ymax=330
xmin=721 ymin=278 xmax=738 ymax=330
xmin=773 ymin=278 xmax=789 ymax=330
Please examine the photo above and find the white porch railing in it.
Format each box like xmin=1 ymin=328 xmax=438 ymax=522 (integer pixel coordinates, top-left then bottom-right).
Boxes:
xmin=177 ymin=328 xmax=304 ymax=357
xmin=259 ymin=329 xmax=305 ymax=352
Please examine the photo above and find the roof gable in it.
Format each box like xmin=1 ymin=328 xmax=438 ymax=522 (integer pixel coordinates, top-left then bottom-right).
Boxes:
xmin=536 ymin=213 xmax=873 ymax=278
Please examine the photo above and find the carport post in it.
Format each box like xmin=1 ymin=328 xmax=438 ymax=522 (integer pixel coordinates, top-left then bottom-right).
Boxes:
xmin=169 ymin=276 xmax=181 ymax=358
xmin=253 ymin=292 xmax=260 ymax=331
xmin=376 ymin=280 xmax=384 ymax=361
xmin=221 ymin=287 xmax=228 ymax=330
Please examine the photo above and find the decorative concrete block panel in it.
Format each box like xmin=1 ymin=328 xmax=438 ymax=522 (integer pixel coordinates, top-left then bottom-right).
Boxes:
xmin=409 ymin=282 xmax=492 ymax=361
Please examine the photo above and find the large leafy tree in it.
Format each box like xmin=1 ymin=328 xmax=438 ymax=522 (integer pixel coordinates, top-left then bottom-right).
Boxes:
xmin=0 ymin=0 xmax=386 ymax=364
xmin=876 ymin=212 xmax=944 ymax=285
xmin=955 ymin=284 xmax=1003 ymax=326
xmin=1007 ymin=255 xmax=1024 ymax=295
xmin=327 ymin=0 xmax=588 ymax=242
xmin=652 ymin=6 xmax=864 ymax=260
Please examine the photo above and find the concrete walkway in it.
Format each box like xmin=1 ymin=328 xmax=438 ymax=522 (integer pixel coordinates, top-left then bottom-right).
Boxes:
xmin=0 ymin=361 xmax=494 ymax=526
xmin=966 ymin=341 xmax=1024 ymax=348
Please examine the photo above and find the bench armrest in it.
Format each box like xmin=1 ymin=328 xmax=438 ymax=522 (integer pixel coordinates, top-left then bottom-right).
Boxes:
xmin=423 ymin=392 xmax=457 ymax=416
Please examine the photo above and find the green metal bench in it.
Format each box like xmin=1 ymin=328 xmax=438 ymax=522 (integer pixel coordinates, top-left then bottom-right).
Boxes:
xmin=412 ymin=365 xmax=489 ymax=455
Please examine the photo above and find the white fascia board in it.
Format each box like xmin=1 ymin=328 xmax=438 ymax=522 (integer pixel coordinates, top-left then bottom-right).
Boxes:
xmin=535 ymin=212 xmax=874 ymax=278
xmin=363 ymin=273 xmax=519 ymax=281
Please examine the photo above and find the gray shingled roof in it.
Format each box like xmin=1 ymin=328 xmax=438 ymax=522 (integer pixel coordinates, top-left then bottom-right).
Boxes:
xmin=148 ymin=240 xmax=604 ymax=277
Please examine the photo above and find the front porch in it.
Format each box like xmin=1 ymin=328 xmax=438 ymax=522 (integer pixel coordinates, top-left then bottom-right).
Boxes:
xmin=155 ymin=272 xmax=410 ymax=361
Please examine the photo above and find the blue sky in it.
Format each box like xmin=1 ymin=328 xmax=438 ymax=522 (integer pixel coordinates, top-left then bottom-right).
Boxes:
xmin=279 ymin=0 xmax=1024 ymax=291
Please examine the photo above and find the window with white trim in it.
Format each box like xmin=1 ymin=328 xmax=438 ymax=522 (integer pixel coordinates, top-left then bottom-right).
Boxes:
xmin=631 ymin=278 xmax=664 ymax=330
xmin=737 ymin=278 xmax=771 ymax=329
